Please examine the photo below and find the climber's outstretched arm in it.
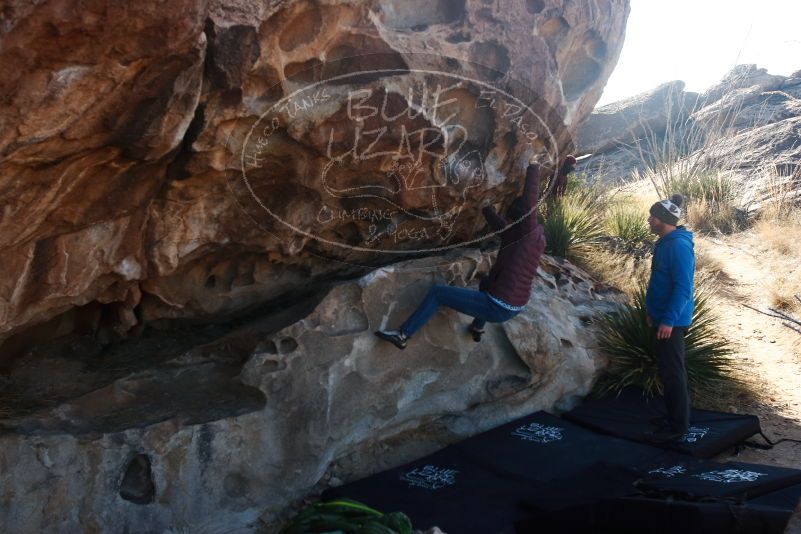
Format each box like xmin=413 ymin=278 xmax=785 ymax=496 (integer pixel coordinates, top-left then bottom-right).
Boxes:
xmin=481 ymin=203 xmax=507 ymax=231
xmin=521 ymin=162 xmax=541 ymax=209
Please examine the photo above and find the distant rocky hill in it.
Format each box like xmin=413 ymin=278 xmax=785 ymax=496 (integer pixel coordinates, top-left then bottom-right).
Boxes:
xmin=575 ymin=64 xmax=801 ymax=200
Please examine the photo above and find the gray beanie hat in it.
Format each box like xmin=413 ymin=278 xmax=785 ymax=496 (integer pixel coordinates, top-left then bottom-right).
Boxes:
xmin=650 ymin=194 xmax=684 ymax=226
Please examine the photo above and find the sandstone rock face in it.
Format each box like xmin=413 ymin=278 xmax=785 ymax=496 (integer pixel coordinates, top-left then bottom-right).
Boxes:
xmin=0 ymin=250 xmax=621 ymax=532
xmin=575 ymin=80 xmax=695 ymax=155
xmin=0 ymin=0 xmax=630 ymax=358
xmin=576 ymin=64 xmax=801 ymax=190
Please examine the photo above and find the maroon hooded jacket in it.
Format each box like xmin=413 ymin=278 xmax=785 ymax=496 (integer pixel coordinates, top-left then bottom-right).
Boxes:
xmin=478 ymin=164 xmax=546 ymax=307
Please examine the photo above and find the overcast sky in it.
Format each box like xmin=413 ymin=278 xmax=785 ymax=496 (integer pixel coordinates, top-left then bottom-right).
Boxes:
xmin=596 ymin=0 xmax=801 ymax=106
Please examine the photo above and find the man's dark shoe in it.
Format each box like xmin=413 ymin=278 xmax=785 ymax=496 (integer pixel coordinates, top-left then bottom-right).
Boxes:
xmin=643 ymin=428 xmax=684 ymax=444
xmin=468 ymin=324 xmax=484 ymax=342
xmin=374 ymin=330 xmax=408 ymax=350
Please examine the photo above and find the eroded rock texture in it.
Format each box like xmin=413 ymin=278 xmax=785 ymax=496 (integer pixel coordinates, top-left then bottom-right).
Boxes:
xmin=0 ymin=250 xmax=622 ymax=531
xmin=0 ymin=0 xmax=630 ymax=358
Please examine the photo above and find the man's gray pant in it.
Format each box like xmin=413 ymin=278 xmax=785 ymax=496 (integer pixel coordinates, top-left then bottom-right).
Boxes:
xmin=655 ymin=326 xmax=691 ymax=433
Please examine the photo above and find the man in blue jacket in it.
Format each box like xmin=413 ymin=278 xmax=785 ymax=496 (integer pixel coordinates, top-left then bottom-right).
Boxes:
xmin=645 ymin=193 xmax=695 ymax=443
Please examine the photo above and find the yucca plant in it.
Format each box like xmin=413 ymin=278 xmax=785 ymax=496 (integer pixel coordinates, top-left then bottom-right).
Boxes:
xmin=542 ymin=188 xmax=605 ymax=258
xmin=593 ymin=277 xmax=740 ymax=402
xmin=605 ymin=204 xmax=653 ymax=247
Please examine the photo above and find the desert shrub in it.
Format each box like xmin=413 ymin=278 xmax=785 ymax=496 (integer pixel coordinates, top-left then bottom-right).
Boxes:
xmin=654 ymin=171 xmax=744 ymax=234
xmin=593 ymin=278 xmax=740 ymax=403
xmin=542 ymin=187 xmax=605 ymax=259
xmin=605 ymin=204 xmax=653 ymax=246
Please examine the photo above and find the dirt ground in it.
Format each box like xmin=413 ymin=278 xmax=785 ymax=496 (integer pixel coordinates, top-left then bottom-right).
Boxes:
xmin=695 ymin=233 xmax=801 ymax=468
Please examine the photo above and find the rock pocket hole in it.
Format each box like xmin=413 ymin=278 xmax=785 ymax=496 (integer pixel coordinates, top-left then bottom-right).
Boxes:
xmin=445 ymin=31 xmax=471 ymax=43
xmin=260 ymin=340 xmax=279 ymax=354
xmin=561 ymin=32 xmax=606 ymax=100
xmin=470 ymin=41 xmax=510 ymax=79
xmin=526 ymin=0 xmax=545 ymax=14
xmin=262 ymin=359 xmax=286 ymax=372
xmin=279 ymin=338 xmax=298 ymax=353
xmin=119 ymin=454 xmax=155 ymax=505
xmin=540 ymin=16 xmax=570 ymax=55
xmin=379 ymin=0 xmax=466 ymax=29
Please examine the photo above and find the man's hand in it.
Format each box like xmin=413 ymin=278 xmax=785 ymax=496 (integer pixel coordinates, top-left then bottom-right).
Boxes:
xmin=656 ymin=323 xmax=673 ymax=340
xmin=480 ymin=198 xmax=492 ymax=209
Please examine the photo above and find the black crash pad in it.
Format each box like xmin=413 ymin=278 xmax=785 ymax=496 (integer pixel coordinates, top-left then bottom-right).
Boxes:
xmin=519 ymin=449 xmax=714 ymax=509
xmin=452 ymin=410 xmax=669 ymax=484
xmin=324 ymin=413 xmax=706 ymax=533
xmin=588 ymin=495 xmax=794 ymax=534
xmin=564 ymin=387 xmax=761 ymax=458
xmin=323 ymin=445 xmax=535 ymax=534
xmin=751 ymin=482 xmax=801 ymax=509
xmin=324 ymin=405 xmax=786 ymax=533
xmin=636 ymin=461 xmax=801 ymax=500
xmin=515 ymin=462 xmax=800 ymax=534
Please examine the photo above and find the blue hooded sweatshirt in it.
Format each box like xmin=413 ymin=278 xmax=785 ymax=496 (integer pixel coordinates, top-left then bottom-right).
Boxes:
xmin=646 ymin=226 xmax=695 ymax=327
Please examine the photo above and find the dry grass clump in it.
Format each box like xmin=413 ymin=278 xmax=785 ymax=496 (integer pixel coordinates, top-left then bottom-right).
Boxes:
xmin=769 ymin=272 xmax=801 ymax=312
xmin=752 ymin=214 xmax=801 ymax=312
xmin=574 ymin=248 xmax=649 ymax=297
xmin=755 ymin=215 xmax=801 ymax=256
xmin=686 ymin=198 xmax=744 ymax=234
xmin=755 ymin=167 xmax=800 ymax=222
xmin=649 ymin=170 xmax=746 ymax=235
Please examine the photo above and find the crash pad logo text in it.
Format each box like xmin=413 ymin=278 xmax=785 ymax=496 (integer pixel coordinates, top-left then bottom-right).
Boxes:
xmin=694 ymin=469 xmax=767 ymax=484
xmin=511 ymin=423 xmax=564 ymax=443
xmin=681 ymin=426 xmax=710 ymax=443
xmin=400 ymin=465 xmax=459 ymax=490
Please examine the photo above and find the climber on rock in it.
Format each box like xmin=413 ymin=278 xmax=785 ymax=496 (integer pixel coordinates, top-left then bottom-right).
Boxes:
xmin=374 ymin=160 xmax=547 ymax=350
xmin=553 ymin=154 xmax=578 ymax=198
